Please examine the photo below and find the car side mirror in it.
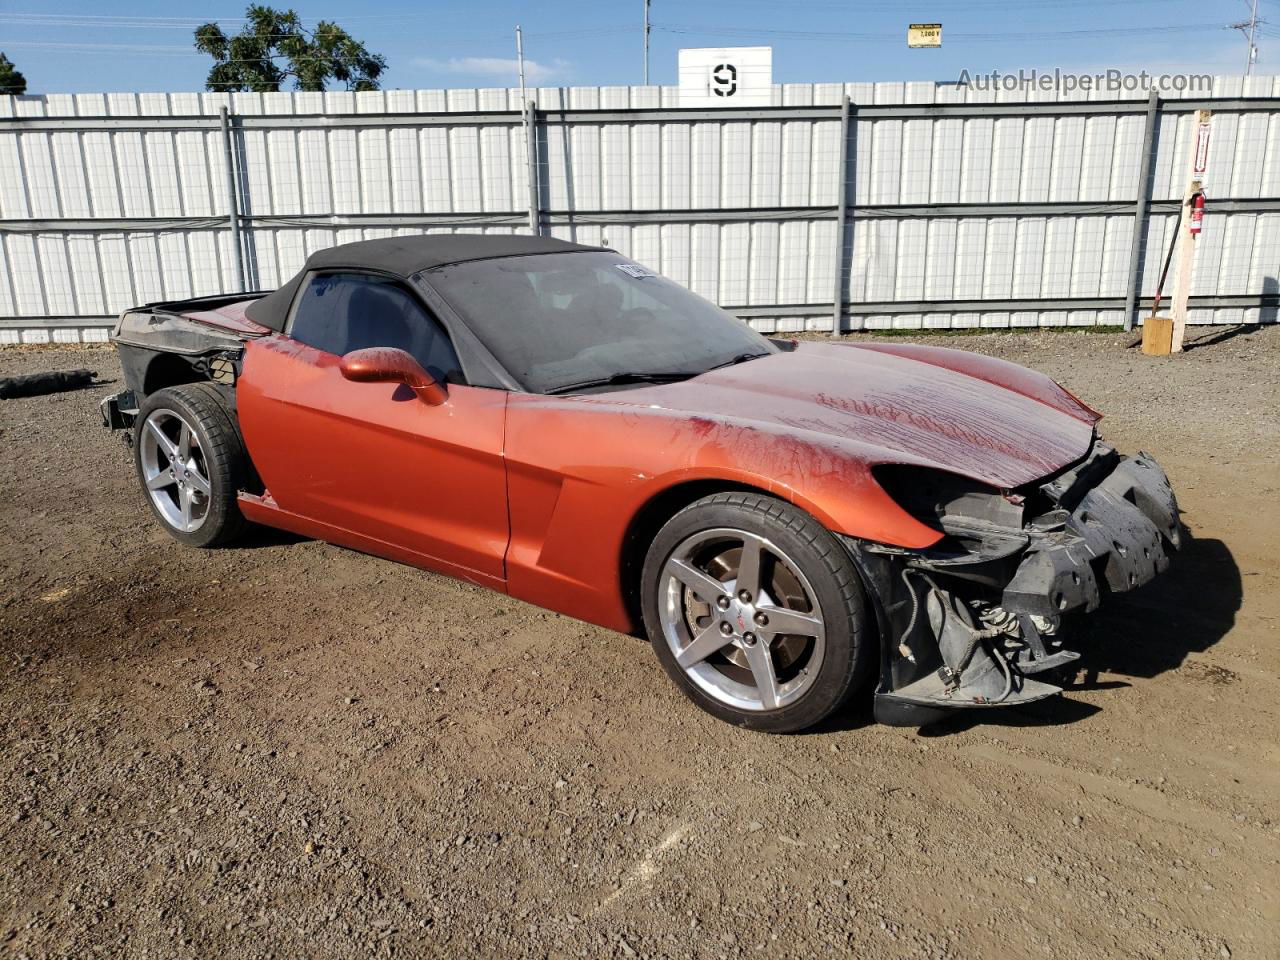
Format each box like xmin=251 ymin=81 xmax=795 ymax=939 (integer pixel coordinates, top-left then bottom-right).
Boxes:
xmin=339 ymin=347 xmax=447 ymax=406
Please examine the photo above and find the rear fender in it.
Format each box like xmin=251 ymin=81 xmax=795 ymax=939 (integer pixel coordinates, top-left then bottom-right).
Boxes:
xmin=111 ymin=311 xmax=246 ymax=399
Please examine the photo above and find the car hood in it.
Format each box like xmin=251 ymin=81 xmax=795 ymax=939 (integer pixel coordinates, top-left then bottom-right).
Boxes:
xmin=611 ymin=340 xmax=1099 ymax=489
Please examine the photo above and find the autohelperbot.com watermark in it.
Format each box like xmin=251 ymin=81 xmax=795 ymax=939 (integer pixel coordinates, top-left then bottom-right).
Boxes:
xmin=956 ymin=68 xmax=1213 ymax=95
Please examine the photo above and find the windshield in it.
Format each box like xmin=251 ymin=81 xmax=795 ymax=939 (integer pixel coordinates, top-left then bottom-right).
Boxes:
xmin=425 ymin=250 xmax=775 ymax=394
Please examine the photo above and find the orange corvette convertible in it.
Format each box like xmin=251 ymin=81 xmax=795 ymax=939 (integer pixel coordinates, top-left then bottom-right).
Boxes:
xmin=102 ymin=235 xmax=1181 ymax=732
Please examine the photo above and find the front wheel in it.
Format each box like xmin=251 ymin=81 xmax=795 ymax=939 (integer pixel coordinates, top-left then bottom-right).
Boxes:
xmin=133 ymin=383 xmax=251 ymax=548
xmin=640 ymin=492 xmax=872 ymax=733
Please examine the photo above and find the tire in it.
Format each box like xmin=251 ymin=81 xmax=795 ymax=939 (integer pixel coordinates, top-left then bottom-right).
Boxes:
xmin=640 ymin=492 xmax=872 ymax=733
xmin=133 ymin=382 xmax=251 ymax=548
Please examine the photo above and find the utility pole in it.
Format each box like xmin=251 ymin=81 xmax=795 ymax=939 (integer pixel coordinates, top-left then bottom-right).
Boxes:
xmin=515 ymin=24 xmax=527 ymax=102
xmin=1232 ymin=0 xmax=1261 ymax=75
xmin=643 ymin=0 xmax=651 ymax=85
xmin=516 ymin=24 xmax=539 ymax=236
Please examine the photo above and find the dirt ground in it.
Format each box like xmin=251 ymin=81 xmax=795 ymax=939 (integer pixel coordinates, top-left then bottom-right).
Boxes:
xmin=1 ymin=326 xmax=1277 ymax=960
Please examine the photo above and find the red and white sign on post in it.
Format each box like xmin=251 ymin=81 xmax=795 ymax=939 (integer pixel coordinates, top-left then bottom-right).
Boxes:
xmin=1192 ymin=112 xmax=1211 ymax=185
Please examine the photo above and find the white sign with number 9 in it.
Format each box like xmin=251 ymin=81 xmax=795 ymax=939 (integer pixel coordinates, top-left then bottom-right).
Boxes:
xmin=678 ymin=47 xmax=773 ymax=107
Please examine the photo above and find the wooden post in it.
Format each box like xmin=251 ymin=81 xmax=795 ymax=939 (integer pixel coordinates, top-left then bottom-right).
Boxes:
xmin=1168 ymin=109 xmax=1211 ymax=353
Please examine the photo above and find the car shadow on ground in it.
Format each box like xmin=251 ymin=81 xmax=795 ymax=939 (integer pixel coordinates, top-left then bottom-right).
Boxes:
xmin=823 ymin=531 xmax=1241 ymax=737
xmin=1072 ymin=532 xmax=1240 ymax=681
xmin=234 ymin=525 xmax=311 ymax=549
xmin=224 ymin=523 xmax=1241 ymax=737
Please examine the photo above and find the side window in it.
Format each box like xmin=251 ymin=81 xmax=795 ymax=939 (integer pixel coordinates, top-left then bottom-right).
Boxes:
xmin=289 ymin=273 xmax=463 ymax=382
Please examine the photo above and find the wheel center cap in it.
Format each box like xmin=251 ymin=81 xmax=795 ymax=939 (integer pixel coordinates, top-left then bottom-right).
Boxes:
xmin=729 ymin=598 xmax=754 ymax=634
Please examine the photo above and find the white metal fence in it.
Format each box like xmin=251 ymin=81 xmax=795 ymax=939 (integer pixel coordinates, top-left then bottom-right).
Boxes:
xmin=2 ymin=76 xmax=1278 ymax=344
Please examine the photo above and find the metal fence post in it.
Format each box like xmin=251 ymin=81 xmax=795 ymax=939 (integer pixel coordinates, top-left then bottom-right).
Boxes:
xmin=218 ymin=106 xmax=246 ymax=292
xmin=831 ymin=94 xmax=852 ymax=336
xmin=525 ymin=100 xmax=541 ymax=235
xmin=1123 ymin=90 xmax=1161 ymax=331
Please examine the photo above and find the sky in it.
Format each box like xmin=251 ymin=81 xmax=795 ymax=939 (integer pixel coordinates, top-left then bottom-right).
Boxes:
xmin=1 ymin=0 xmax=1276 ymax=95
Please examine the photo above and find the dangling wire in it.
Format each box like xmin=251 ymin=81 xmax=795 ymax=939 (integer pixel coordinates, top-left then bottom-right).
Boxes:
xmin=897 ymin=566 xmax=1014 ymax=703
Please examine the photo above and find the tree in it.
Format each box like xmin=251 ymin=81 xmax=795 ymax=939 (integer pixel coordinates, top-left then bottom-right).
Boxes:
xmin=0 ymin=53 xmax=27 ymax=96
xmin=194 ymin=5 xmax=386 ymax=93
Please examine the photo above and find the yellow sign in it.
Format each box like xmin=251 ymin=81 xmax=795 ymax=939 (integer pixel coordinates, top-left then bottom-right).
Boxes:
xmin=908 ymin=23 xmax=942 ymax=48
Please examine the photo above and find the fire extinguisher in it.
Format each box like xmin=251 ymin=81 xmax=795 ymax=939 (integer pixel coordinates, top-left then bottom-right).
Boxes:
xmin=1189 ymin=192 xmax=1205 ymax=235
xmin=1152 ymin=191 xmax=1206 ymax=317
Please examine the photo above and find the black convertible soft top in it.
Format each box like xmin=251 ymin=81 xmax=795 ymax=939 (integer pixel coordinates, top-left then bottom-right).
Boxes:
xmin=246 ymin=234 xmax=597 ymax=332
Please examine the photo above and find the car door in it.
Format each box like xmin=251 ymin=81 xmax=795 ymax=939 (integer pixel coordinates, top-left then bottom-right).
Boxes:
xmin=237 ymin=271 xmax=509 ymax=585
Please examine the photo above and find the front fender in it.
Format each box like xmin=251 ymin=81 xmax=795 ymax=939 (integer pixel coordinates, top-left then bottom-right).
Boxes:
xmin=502 ymin=394 xmax=941 ymax=633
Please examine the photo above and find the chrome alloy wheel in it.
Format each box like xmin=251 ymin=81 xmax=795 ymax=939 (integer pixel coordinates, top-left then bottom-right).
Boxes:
xmin=657 ymin=527 xmax=827 ymax=711
xmin=139 ymin=408 xmax=212 ymax=534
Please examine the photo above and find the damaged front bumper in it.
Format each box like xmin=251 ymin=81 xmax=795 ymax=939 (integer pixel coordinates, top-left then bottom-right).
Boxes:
xmin=845 ymin=441 xmax=1182 ymax=726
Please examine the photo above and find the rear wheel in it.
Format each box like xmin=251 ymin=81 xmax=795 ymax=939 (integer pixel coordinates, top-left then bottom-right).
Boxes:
xmin=641 ymin=492 xmax=872 ymax=733
xmin=133 ymin=383 xmax=250 ymax=548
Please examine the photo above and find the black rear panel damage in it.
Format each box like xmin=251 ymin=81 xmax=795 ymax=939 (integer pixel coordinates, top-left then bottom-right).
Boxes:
xmin=845 ymin=441 xmax=1183 ymax=726
xmin=101 ymin=302 xmax=260 ymax=433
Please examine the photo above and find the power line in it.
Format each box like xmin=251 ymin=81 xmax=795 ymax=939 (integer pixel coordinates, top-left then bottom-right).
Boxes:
xmin=653 ymin=21 xmax=1232 ymax=43
xmin=1 ymin=41 xmax=386 ymax=68
xmin=0 ymin=13 xmax=245 ymax=28
xmin=0 ymin=13 xmax=620 ymax=43
xmin=647 ymin=0 xmax=1206 ymax=7
xmin=0 ymin=10 xmax=469 ymax=23
xmin=2 ymin=41 xmax=195 ymax=55
xmin=4 ymin=8 xmax=1221 ymax=47
xmin=3 ymin=9 xmax=1253 ymax=79
xmin=0 ymin=10 xmax=610 ymax=27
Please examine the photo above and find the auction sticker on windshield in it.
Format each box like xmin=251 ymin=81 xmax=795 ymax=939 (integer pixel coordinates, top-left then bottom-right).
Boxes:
xmin=616 ymin=263 xmax=657 ymax=279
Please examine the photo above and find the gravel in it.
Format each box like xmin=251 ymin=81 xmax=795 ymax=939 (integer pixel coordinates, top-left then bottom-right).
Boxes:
xmin=1 ymin=327 xmax=1278 ymax=959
